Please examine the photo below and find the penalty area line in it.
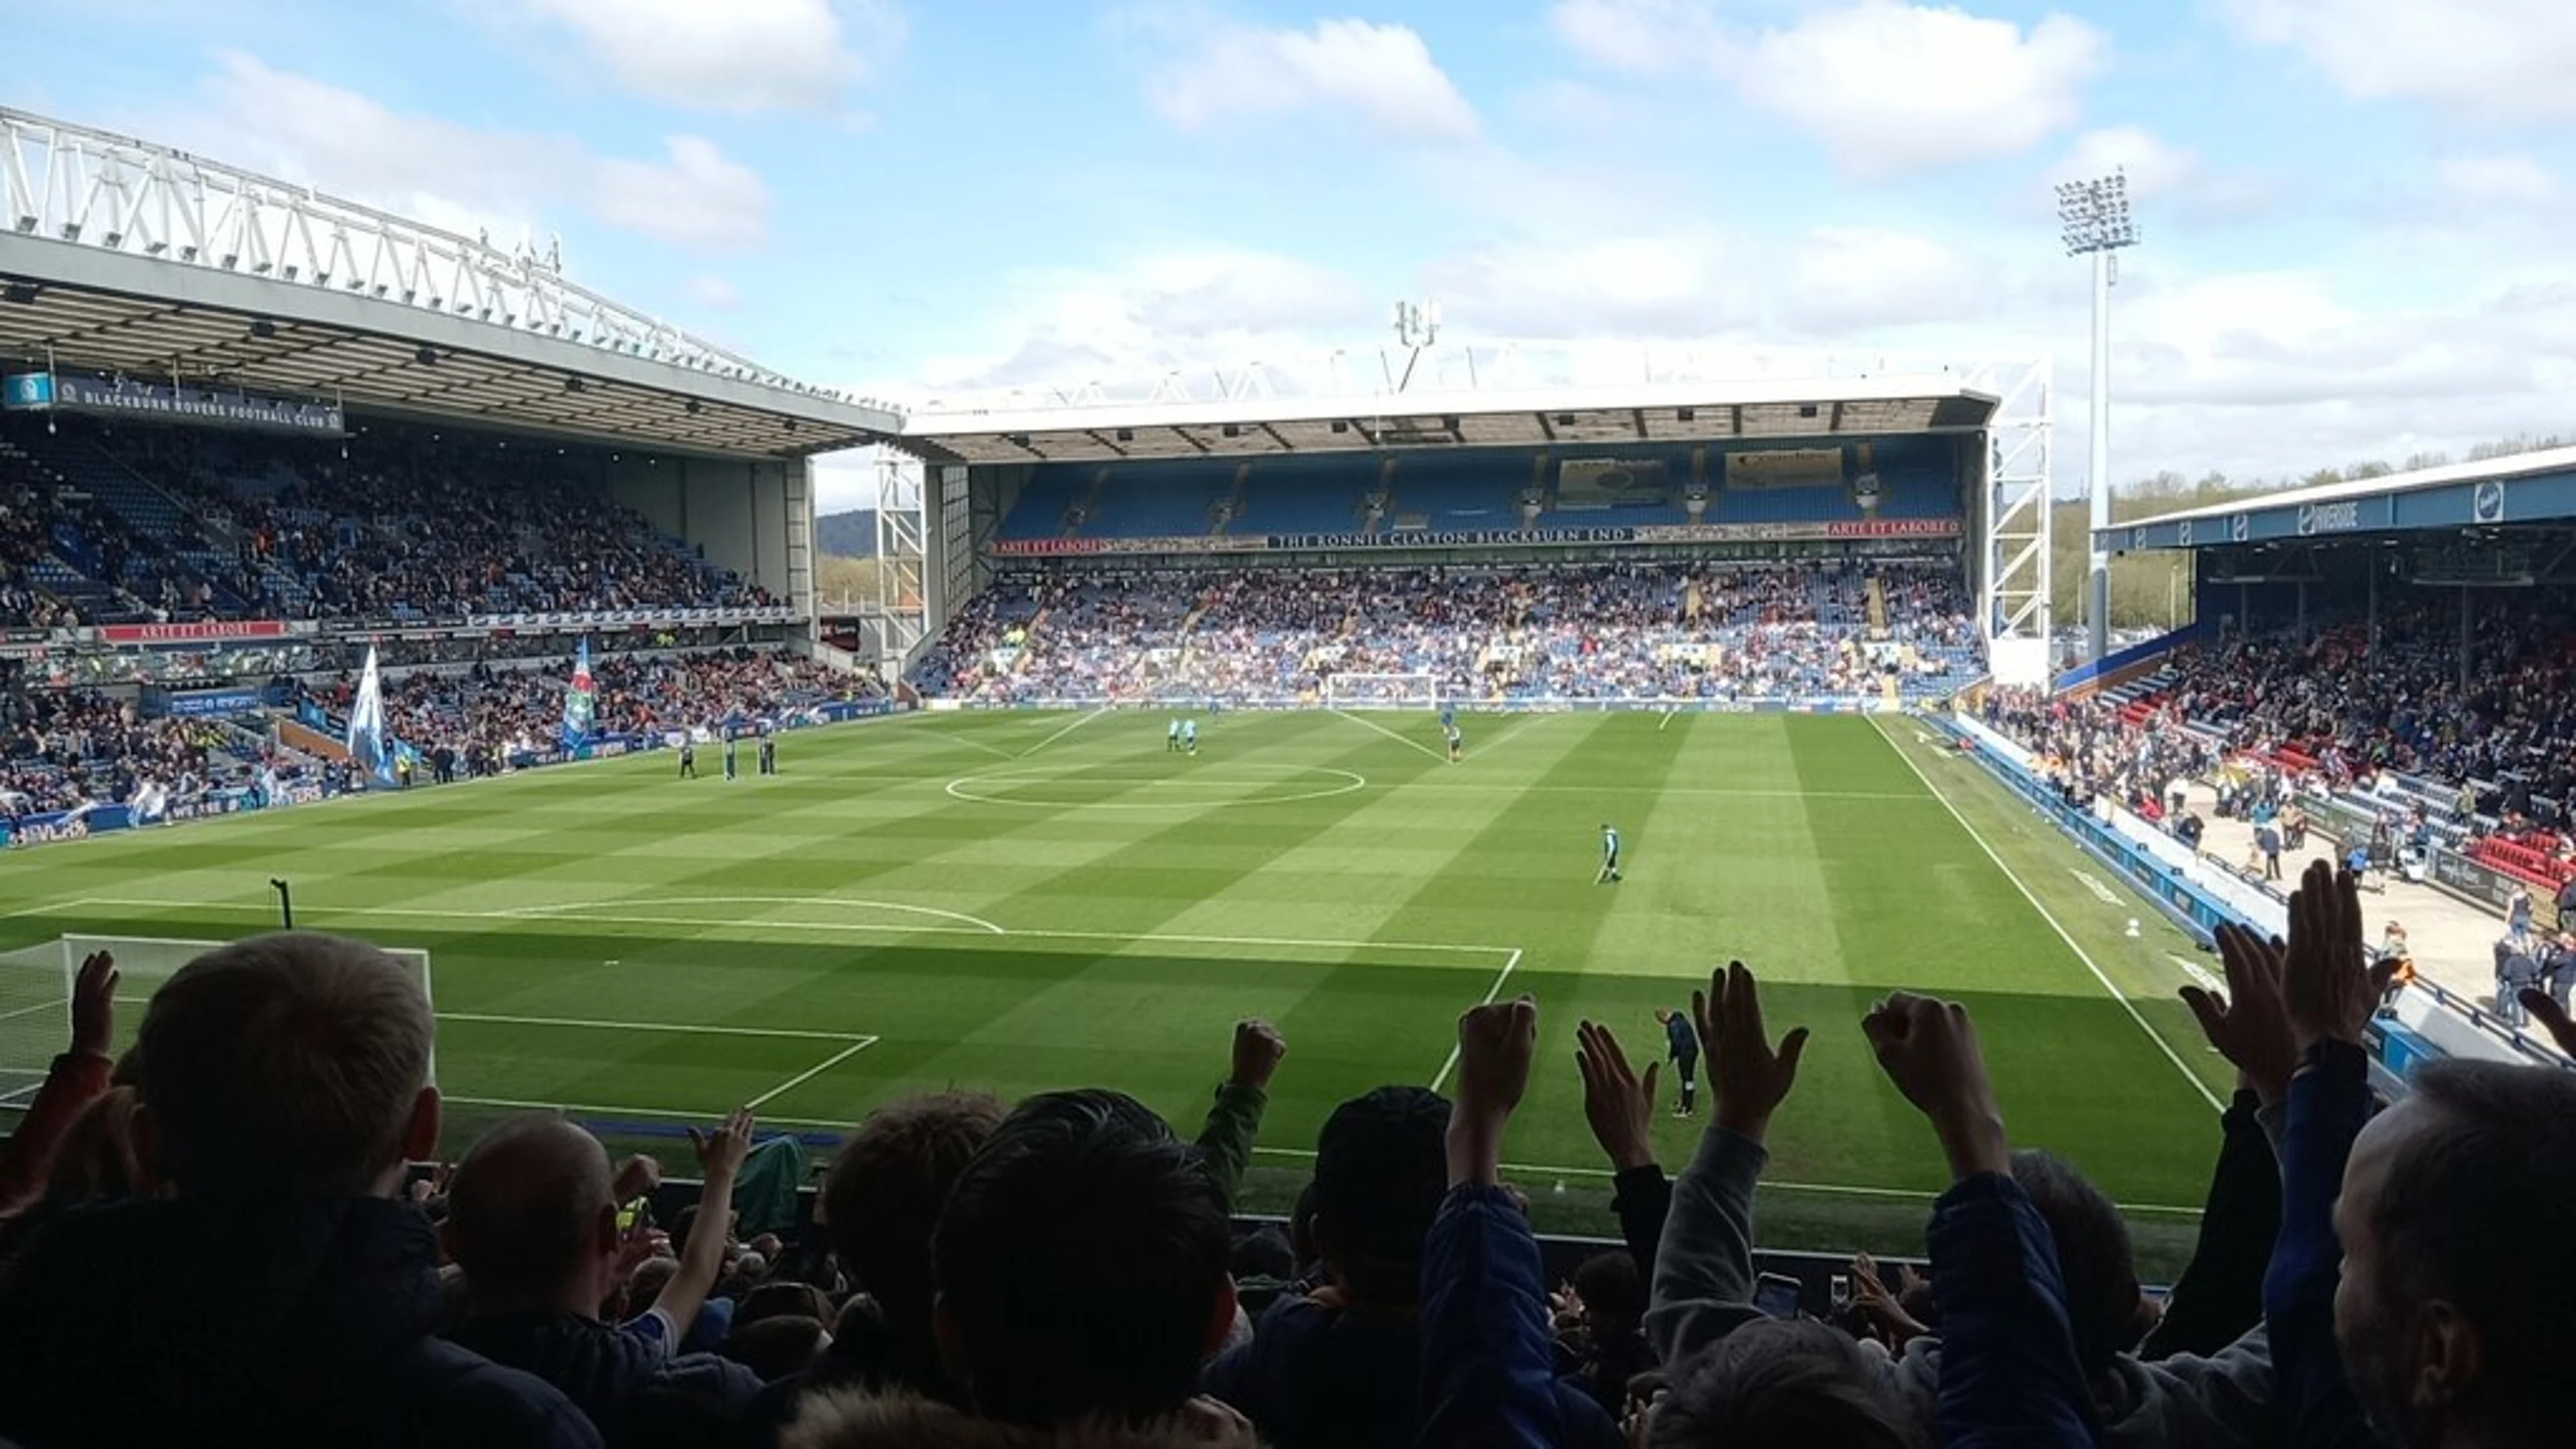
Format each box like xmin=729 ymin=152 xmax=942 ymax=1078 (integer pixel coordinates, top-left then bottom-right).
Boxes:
xmin=1328 ymin=709 xmax=1450 ymax=763
xmin=746 ymin=1036 xmax=881 ymax=1110
xmin=1868 ymin=716 xmax=2224 ymax=1114
xmin=1429 ymin=947 xmax=1526 ymax=1095
xmin=1018 ymin=708 xmax=1109 ymax=760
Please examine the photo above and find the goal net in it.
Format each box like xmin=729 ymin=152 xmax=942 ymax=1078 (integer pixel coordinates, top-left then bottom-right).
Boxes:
xmin=0 ymin=932 xmax=437 ymax=1109
xmin=1324 ymin=672 xmax=1444 ymax=710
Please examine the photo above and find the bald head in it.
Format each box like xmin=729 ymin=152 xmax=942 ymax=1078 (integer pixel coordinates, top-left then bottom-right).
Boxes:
xmin=445 ymin=1115 xmax=616 ymax=1303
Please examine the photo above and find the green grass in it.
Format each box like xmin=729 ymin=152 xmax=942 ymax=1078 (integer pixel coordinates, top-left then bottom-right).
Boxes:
xmin=0 ymin=708 xmax=2238 ymax=1273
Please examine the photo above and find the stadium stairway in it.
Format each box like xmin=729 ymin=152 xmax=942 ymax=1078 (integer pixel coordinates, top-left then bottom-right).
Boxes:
xmin=1866 ymin=576 xmax=1888 ymax=635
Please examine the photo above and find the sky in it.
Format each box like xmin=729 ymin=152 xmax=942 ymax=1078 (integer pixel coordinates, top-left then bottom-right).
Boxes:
xmin=13 ymin=0 xmax=2576 ymax=513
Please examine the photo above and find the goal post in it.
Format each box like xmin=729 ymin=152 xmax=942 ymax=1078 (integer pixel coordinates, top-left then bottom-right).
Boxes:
xmin=0 ymin=933 xmax=437 ymax=1109
xmin=1323 ymin=672 xmax=1444 ymax=710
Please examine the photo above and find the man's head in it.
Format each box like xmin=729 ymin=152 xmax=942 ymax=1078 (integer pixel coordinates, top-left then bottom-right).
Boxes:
xmin=932 ymin=1089 xmax=1232 ymax=1426
xmin=821 ymin=1091 xmax=1003 ymax=1326
xmin=132 ymin=932 xmax=437 ymax=1196
xmin=1650 ymin=1319 xmax=1928 ymax=1449
xmin=1308 ymin=1085 xmax=1450 ymax=1307
xmin=2009 ymin=1149 xmax=2142 ymax=1372
xmin=2336 ymin=1061 xmax=2576 ymax=1448
xmin=444 ymin=1115 xmax=619 ymax=1313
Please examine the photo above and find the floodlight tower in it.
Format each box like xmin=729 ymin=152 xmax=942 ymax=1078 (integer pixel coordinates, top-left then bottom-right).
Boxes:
xmin=1391 ymin=299 xmax=1440 ymax=393
xmin=2057 ymin=169 xmax=2137 ymax=665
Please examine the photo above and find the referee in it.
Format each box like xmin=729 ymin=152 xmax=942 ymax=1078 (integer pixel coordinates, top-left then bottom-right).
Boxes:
xmin=1655 ymin=1006 xmax=1699 ymax=1118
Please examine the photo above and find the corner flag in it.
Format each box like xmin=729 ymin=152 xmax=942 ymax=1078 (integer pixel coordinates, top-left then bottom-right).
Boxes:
xmin=562 ymin=637 xmax=597 ymax=751
xmin=347 ymin=645 xmax=397 ymax=784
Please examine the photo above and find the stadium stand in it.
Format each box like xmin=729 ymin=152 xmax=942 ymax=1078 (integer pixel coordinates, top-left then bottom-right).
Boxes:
xmin=0 ymin=419 xmax=772 ymax=625
xmin=1988 ymin=589 xmax=2576 ymax=896
xmin=995 ymin=439 xmax=1966 ymax=545
xmin=908 ymin=561 xmax=1982 ymax=706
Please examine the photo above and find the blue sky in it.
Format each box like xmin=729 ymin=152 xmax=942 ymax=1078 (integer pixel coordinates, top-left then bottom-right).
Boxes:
xmin=13 ymin=0 xmax=2576 ymax=511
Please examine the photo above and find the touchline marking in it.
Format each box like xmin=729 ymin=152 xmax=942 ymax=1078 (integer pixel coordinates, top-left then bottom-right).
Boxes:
xmin=43 ymin=896 xmax=1522 ymax=959
xmin=1328 ymin=708 xmax=1450 ymax=763
xmin=1658 ymin=708 xmax=1677 ymax=733
xmin=0 ymin=998 xmax=64 ymax=1024
xmin=1018 ymin=708 xmax=1108 ymax=760
xmin=439 ymin=1012 xmax=873 ymax=1043
xmin=1429 ymin=947 xmax=1527 ymax=1095
xmin=746 ymin=1036 xmax=881 ymax=1109
xmin=1244 ymin=1146 xmax=2202 ymax=1214
xmin=1868 ymin=718 xmax=2225 ymax=1114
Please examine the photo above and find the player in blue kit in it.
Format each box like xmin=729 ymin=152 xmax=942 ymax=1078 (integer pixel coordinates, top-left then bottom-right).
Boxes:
xmin=1167 ymin=717 xmax=1182 ymax=752
xmin=1597 ymin=822 xmax=1622 ymax=883
xmin=1183 ymin=718 xmax=1199 ymax=755
xmin=1655 ymin=1006 xmax=1699 ymax=1118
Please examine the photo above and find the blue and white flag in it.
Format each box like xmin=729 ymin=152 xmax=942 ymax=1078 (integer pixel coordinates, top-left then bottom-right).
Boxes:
xmin=347 ymin=645 xmax=396 ymax=785
xmin=562 ymin=638 xmax=597 ymax=751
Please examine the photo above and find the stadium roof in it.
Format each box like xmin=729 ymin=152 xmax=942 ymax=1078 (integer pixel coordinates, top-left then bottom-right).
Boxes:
xmin=2102 ymin=445 xmax=2576 ymax=553
xmin=0 ymin=107 xmax=899 ymax=458
xmin=892 ymin=372 xmax=1998 ymax=466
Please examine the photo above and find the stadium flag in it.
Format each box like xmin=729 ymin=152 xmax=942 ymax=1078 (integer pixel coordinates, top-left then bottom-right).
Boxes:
xmin=562 ymin=637 xmax=598 ymax=751
xmin=347 ymin=645 xmax=398 ymax=785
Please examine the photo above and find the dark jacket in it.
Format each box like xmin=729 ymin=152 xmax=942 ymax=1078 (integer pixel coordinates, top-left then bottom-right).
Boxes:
xmin=1926 ymin=1173 xmax=2101 ymax=1449
xmin=2262 ymin=1039 xmax=2379 ymax=1449
xmin=1415 ymin=1183 xmax=1623 ymax=1449
xmin=1203 ymin=1282 xmax=1618 ymax=1447
xmin=782 ymin=1389 xmax=1258 ymax=1449
xmin=2140 ymin=1087 xmax=2282 ymax=1362
xmin=449 ymin=1308 xmax=764 ymax=1449
xmin=0 ymin=1193 xmax=598 ymax=1449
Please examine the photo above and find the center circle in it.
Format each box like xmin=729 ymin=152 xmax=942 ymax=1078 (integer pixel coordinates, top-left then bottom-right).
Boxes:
xmin=945 ymin=763 xmax=1368 ymax=810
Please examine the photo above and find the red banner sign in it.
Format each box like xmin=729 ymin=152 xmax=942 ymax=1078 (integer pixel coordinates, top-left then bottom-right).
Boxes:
xmin=98 ymin=620 xmax=292 ymax=645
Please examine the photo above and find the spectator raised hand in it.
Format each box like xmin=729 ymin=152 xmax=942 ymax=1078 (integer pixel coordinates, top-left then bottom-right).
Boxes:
xmin=2277 ymin=859 xmax=2381 ymax=1051
xmin=2181 ymin=922 xmax=2298 ymax=1104
xmin=1863 ymin=992 xmax=2006 ymax=1179
xmin=1448 ymin=995 xmax=1538 ymax=1187
xmin=1575 ymin=1019 xmax=1660 ymax=1172
xmin=1228 ymin=1018 xmax=1287 ymax=1091
xmin=71 ymin=951 xmax=116 ymax=1061
xmin=1697 ymin=960 xmax=1809 ymax=1142
xmin=2518 ymin=988 xmax=2576 ymax=1060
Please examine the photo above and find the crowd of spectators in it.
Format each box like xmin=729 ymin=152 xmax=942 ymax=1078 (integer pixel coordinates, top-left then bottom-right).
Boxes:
xmin=290 ymin=650 xmax=881 ymax=777
xmin=3 ymin=861 xmax=2571 ymax=1447
xmin=911 ymin=561 xmax=1980 ymax=706
xmin=0 ymin=651 xmax=876 ymax=818
xmin=1 ymin=425 xmax=774 ymax=627
xmin=0 ymin=674 xmax=235 ymax=815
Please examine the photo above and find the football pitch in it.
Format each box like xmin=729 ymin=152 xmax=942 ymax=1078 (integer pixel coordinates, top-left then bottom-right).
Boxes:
xmin=0 ymin=708 xmax=2239 ymax=1267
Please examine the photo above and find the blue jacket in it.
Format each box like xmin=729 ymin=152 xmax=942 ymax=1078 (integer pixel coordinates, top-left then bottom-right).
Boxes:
xmin=2261 ymin=1039 xmax=2379 ymax=1449
xmin=1415 ymin=1184 xmax=1622 ymax=1449
xmin=1926 ymin=1173 xmax=2102 ymax=1448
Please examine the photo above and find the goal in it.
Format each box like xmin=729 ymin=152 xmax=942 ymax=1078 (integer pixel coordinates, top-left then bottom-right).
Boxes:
xmin=1323 ymin=672 xmax=1444 ymax=710
xmin=0 ymin=932 xmax=437 ymax=1108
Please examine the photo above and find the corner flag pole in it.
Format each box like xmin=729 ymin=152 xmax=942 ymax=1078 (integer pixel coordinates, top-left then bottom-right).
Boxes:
xmin=271 ymin=878 xmax=293 ymax=930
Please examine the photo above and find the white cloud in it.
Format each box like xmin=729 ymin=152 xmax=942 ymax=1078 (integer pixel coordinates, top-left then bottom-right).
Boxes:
xmin=1781 ymin=229 xmax=1991 ymax=332
xmin=1547 ymin=0 xmax=2105 ymax=177
xmin=1144 ymin=17 xmax=1479 ymax=143
xmin=684 ymin=274 xmax=747 ymax=312
xmin=2062 ymin=126 xmax=2200 ymax=201
xmin=189 ymin=52 xmax=773 ymax=252
xmin=1421 ymin=233 xmax=1756 ymax=339
xmin=2434 ymin=154 xmax=2560 ymax=205
xmin=500 ymin=0 xmax=903 ymax=113
xmin=2221 ymin=0 xmax=2576 ymax=121
xmin=898 ymin=248 xmax=1383 ymax=394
